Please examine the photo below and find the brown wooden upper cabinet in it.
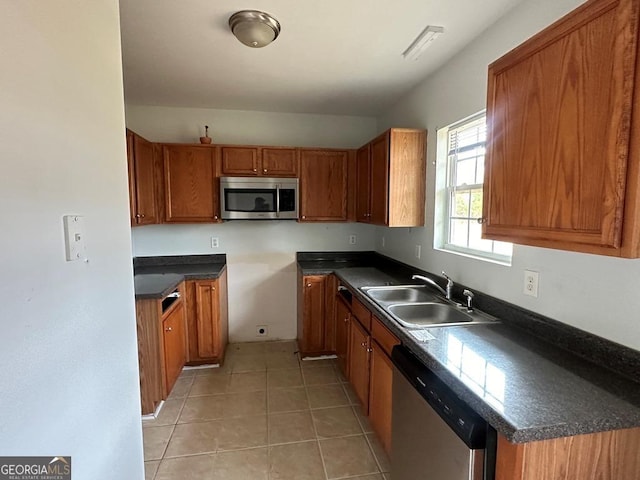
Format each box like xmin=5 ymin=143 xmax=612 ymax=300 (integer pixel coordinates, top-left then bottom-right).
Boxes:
xmin=298 ymin=149 xmax=351 ymax=221
xmin=220 ymin=146 xmax=297 ymax=177
xmin=162 ymin=145 xmax=220 ymax=223
xmin=356 ymin=128 xmax=427 ymax=227
xmin=484 ymin=0 xmax=640 ymax=258
xmin=126 ymin=129 xmax=159 ymax=226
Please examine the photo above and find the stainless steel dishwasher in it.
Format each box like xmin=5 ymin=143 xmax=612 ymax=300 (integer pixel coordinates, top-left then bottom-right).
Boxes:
xmin=391 ymin=345 xmax=496 ymax=480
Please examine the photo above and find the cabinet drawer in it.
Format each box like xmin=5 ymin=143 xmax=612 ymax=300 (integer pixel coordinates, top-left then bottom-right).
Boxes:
xmin=371 ymin=316 xmax=400 ymax=357
xmin=351 ymin=297 xmax=372 ymax=331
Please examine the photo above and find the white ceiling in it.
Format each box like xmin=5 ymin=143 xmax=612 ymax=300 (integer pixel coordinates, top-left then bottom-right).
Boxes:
xmin=120 ymin=0 xmax=524 ymax=117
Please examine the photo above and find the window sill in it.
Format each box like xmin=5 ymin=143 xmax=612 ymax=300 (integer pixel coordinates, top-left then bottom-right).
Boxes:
xmin=435 ymin=245 xmax=512 ymax=266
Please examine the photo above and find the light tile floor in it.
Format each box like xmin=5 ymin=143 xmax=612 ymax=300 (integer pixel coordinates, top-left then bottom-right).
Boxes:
xmin=143 ymin=341 xmax=390 ymax=480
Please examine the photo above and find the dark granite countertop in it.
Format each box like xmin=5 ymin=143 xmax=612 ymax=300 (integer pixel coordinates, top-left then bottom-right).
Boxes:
xmin=134 ymin=255 xmax=226 ymax=299
xmin=297 ymin=253 xmax=640 ymax=443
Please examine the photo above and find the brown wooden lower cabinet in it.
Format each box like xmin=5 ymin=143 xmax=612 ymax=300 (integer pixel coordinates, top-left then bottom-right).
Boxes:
xmin=368 ymin=316 xmax=400 ymax=456
xmin=496 ymin=428 xmax=640 ymax=480
xmin=348 ymin=317 xmax=371 ymax=414
xmin=161 ymin=299 xmax=186 ymax=395
xmin=297 ymin=272 xmax=337 ymax=357
xmin=136 ymin=282 xmax=187 ymax=415
xmin=335 ymin=296 xmax=351 ymax=377
xmin=184 ymin=269 xmax=229 ymax=365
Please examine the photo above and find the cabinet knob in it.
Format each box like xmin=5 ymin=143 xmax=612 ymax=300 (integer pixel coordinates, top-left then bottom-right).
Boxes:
xmin=165 ymin=327 xmax=172 ymax=332
xmin=214 ymin=215 xmax=218 ymax=220
xmin=301 ymin=215 xmax=306 ymax=219
xmin=367 ymin=347 xmax=373 ymax=353
xmin=140 ymin=214 xmax=145 ymax=218
xmin=477 ymin=217 xmax=487 ymax=224
xmin=360 ymin=341 xmax=366 ymax=347
xmin=343 ymin=317 xmax=349 ymax=323
xmin=135 ymin=214 xmax=142 ymax=218
xmin=253 ymin=168 xmax=257 ymax=172
xmin=263 ymin=168 xmax=267 ymax=173
xmin=307 ymin=283 xmax=312 ymax=287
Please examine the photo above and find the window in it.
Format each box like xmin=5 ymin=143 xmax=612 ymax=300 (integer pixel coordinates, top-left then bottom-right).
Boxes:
xmin=435 ymin=112 xmax=512 ymax=263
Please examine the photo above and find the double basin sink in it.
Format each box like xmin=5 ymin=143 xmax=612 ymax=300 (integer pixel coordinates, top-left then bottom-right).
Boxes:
xmin=360 ymin=284 xmax=497 ymax=329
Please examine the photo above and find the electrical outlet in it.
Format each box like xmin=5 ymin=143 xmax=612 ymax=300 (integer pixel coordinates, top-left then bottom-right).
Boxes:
xmin=211 ymin=237 xmax=219 ymax=248
xmin=349 ymin=234 xmax=357 ymax=245
xmin=415 ymin=244 xmax=421 ymax=259
xmin=256 ymin=325 xmax=268 ymax=337
xmin=524 ymin=270 xmax=539 ymax=297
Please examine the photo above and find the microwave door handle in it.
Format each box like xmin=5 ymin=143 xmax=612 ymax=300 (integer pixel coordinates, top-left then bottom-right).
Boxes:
xmin=276 ymin=184 xmax=280 ymax=218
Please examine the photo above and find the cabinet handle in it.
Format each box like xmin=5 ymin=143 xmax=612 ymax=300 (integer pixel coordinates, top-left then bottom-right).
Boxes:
xmin=165 ymin=327 xmax=172 ymax=332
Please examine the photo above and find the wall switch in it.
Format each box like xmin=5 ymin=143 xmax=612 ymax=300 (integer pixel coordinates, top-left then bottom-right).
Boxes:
xmin=415 ymin=244 xmax=421 ymax=259
xmin=211 ymin=237 xmax=219 ymax=248
xmin=349 ymin=234 xmax=357 ymax=245
xmin=63 ymin=215 xmax=87 ymax=261
xmin=524 ymin=270 xmax=539 ymax=297
xmin=256 ymin=325 xmax=268 ymax=337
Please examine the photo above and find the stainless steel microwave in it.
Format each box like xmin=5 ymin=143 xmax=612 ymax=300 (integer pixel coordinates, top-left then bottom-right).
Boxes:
xmin=220 ymin=177 xmax=299 ymax=220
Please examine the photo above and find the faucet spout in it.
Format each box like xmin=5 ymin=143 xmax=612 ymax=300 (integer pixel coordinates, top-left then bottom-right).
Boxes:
xmin=411 ymin=274 xmax=448 ymax=298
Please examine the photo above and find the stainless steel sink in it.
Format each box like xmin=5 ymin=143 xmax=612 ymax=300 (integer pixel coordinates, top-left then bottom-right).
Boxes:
xmin=388 ymin=301 xmax=498 ymax=328
xmin=360 ymin=284 xmax=498 ymax=329
xmin=387 ymin=302 xmax=474 ymax=327
xmin=360 ymin=285 xmax=437 ymax=304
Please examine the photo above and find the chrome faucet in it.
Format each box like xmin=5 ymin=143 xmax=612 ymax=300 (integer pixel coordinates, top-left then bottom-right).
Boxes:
xmin=442 ymin=271 xmax=454 ymax=300
xmin=463 ymin=289 xmax=474 ymax=311
xmin=412 ymin=273 xmax=452 ymax=300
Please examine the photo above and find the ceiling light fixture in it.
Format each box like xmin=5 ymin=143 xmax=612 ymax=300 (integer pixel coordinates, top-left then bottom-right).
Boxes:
xmin=402 ymin=25 xmax=444 ymax=61
xmin=229 ymin=10 xmax=281 ymax=48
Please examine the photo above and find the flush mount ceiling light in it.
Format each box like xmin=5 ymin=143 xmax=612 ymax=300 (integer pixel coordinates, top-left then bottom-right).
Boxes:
xmin=229 ymin=10 xmax=281 ymax=48
xmin=402 ymin=25 xmax=444 ymax=61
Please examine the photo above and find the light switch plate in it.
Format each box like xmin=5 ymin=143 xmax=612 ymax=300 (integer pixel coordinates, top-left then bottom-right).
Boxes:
xmin=63 ymin=215 xmax=86 ymax=261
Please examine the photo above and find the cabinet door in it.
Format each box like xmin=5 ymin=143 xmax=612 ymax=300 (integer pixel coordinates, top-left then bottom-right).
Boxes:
xmin=126 ymin=130 xmax=158 ymax=226
xmin=262 ymin=147 xmax=298 ymax=176
xmin=300 ymin=275 xmax=327 ymax=354
xmin=162 ymin=302 xmax=186 ymax=395
xmin=369 ymin=340 xmax=394 ymax=456
xmin=484 ymin=0 xmax=639 ymax=254
xmin=348 ymin=318 xmax=370 ymax=414
xmin=194 ymin=280 xmax=220 ymax=359
xmin=356 ymin=144 xmax=371 ymax=222
xmin=221 ymin=146 xmax=259 ymax=175
xmin=299 ymin=149 xmax=349 ymax=221
xmin=335 ymin=297 xmax=351 ymax=378
xmin=163 ymin=145 xmax=219 ymax=222
xmin=369 ymin=132 xmax=390 ymax=225
xmin=387 ymin=129 xmax=427 ymax=227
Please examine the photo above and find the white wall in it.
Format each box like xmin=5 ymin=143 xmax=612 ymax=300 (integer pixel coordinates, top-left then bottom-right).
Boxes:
xmin=127 ymin=105 xmax=378 ymax=342
xmin=376 ymin=0 xmax=640 ymax=351
xmin=125 ymin=105 xmax=377 ymax=148
xmin=0 ymin=2 xmax=143 ymax=479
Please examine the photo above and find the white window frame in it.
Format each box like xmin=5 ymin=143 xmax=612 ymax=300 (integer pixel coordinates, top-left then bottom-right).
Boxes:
xmin=434 ymin=111 xmax=512 ymax=265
